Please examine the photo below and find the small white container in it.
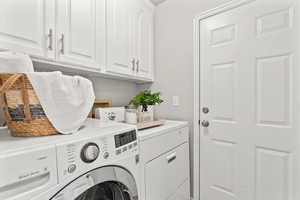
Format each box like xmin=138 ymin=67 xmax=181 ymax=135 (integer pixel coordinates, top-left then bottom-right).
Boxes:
xmin=125 ymin=105 xmax=137 ymax=124
xmin=95 ymin=107 xmax=125 ymax=122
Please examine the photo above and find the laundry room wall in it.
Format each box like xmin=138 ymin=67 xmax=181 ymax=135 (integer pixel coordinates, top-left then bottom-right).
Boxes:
xmin=137 ymin=0 xmax=232 ymax=196
xmin=89 ymin=77 xmax=137 ymax=106
xmin=34 ymin=62 xmax=138 ymax=107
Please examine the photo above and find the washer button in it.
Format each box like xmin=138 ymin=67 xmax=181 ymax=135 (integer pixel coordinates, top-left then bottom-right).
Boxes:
xmin=68 ymin=164 xmax=76 ymax=173
xmin=116 ymin=149 xmax=121 ymax=155
xmin=103 ymin=152 xmax=109 ymax=159
xmin=123 ymin=146 xmax=128 ymax=152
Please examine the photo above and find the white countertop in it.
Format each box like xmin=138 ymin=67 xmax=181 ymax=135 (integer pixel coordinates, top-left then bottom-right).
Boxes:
xmin=0 ymin=119 xmax=188 ymax=154
xmin=0 ymin=118 xmax=136 ymax=155
xmin=137 ymin=120 xmax=188 ymax=141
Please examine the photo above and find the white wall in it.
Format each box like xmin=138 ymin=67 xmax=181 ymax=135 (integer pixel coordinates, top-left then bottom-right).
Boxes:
xmin=139 ymin=0 xmax=232 ymax=197
xmin=34 ymin=62 xmax=138 ymax=107
xmin=90 ymin=77 xmax=137 ymax=106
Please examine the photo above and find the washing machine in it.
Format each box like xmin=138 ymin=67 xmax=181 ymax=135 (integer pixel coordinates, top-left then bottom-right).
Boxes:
xmin=0 ymin=119 xmax=140 ymax=200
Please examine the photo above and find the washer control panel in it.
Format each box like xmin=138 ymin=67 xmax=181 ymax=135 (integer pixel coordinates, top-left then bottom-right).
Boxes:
xmin=114 ymin=130 xmax=137 ymax=148
xmin=56 ymin=128 xmax=138 ymax=183
xmin=114 ymin=130 xmax=137 ymax=156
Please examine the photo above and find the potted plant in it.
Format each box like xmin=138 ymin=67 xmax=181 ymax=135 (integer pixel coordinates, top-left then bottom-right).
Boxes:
xmin=130 ymin=90 xmax=163 ymax=122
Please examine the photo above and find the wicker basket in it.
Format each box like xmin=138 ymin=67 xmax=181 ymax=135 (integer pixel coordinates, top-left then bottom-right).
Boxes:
xmin=0 ymin=73 xmax=59 ymax=137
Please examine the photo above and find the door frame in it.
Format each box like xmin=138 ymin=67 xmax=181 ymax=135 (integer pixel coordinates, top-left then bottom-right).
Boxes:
xmin=192 ymin=0 xmax=255 ymax=199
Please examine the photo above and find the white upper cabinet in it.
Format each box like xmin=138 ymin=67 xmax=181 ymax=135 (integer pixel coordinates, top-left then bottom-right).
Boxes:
xmin=135 ymin=0 xmax=154 ymax=79
xmin=107 ymin=0 xmax=154 ymax=80
xmin=96 ymin=0 xmax=106 ymax=70
xmin=0 ymin=0 xmax=154 ymax=82
xmin=0 ymin=0 xmax=55 ymax=59
xmin=56 ymin=0 xmax=101 ymax=69
xmin=106 ymin=0 xmax=135 ymax=75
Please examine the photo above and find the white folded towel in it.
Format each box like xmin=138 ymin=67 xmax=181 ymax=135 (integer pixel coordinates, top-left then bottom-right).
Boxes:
xmin=27 ymin=72 xmax=95 ymax=134
xmin=0 ymin=51 xmax=34 ymax=73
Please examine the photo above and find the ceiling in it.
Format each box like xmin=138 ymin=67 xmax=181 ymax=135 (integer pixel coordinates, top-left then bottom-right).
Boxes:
xmin=150 ymin=0 xmax=168 ymax=5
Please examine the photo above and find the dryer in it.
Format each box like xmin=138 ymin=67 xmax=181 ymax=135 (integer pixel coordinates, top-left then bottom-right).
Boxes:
xmin=0 ymin=119 xmax=140 ymax=200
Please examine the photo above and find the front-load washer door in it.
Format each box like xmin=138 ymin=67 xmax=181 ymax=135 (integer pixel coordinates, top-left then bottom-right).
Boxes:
xmin=51 ymin=167 xmax=138 ymax=200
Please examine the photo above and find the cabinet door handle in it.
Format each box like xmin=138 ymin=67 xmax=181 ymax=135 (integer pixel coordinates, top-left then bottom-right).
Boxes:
xmin=60 ymin=34 xmax=65 ymax=54
xmin=166 ymin=152 xmax=177 ymax=163
xmin=131 ymin=58 xmax=136 ymax=71
xmin=47 ymin=29 xmax=53 ymax=50
xmin=136 ymin=59 xmax=139 ymax=72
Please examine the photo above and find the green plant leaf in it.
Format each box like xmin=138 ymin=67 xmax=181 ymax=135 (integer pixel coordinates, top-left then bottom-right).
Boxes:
xmin=130 ymin=90 xmax=164 ymax=106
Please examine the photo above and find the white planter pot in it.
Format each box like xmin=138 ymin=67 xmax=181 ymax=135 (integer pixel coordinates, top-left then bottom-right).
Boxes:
xmin=137 ymin=105 xmax=154 ymax=123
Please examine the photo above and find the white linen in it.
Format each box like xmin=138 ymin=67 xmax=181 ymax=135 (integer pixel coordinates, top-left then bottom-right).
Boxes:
xmin=0 ymin=51 xmax=34 ymax=73
xmin=27 ymin=72 xmax=95 ymax=134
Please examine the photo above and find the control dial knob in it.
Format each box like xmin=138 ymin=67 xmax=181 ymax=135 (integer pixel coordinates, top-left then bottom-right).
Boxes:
xmin=81 ymin=143 xmax=100 ymax=163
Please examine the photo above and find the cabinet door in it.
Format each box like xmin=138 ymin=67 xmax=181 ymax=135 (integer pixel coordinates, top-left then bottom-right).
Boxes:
xmin=56 ymin=0 xmax=99 ymax=69
xmin=135 ymin=1 xmax=154 ymax=79
xmin=0 ymin=0 xmax=55 ymax=59
xmin=106 ymin=0 xmax=135 ymax=75
xmin=96 ymin=0 xmax=106 ymax=70
xmin=145 ymin=143 xmax=189 ymax=200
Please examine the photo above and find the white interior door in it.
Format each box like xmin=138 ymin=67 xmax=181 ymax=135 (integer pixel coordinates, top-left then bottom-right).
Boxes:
xmin=57 ymin=0 xmax=98 ymax=68
xmin=0 ymin=0 xmax=55 ymax=59
xmin=200 ymin=0 xmax=300 ymax=200
xmin=106 ymin=0 xmax=134 ymax=75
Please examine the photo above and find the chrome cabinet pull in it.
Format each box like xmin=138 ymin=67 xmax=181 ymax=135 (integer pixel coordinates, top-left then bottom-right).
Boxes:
xmin=131 ymin=58 xmax=136 ymax=71
xmin=47 ymin=29 xmax=53 ymax=50
xmin=60 ymin=34 xmax=65 ymax=54
xmin=136 ymin=59 xmax=139 ymax=72
xmin=166 ymin=152 xmax=177 ymax=163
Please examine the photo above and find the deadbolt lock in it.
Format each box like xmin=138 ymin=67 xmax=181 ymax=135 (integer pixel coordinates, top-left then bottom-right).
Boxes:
xmin=202 ymin=107 xmax=209 ymax=114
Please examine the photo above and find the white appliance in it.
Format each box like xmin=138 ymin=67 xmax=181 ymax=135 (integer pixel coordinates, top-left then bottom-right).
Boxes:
xmin=138 ymin=121 xmax=190 ymax=200
xmin=0 ymin=119 xmax=140 ymax=200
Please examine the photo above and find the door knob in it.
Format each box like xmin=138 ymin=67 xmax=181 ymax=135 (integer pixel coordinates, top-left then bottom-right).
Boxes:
xmin=202 ymin=107 xmax=209 ymax=114
xmin=201 ymin=120 xmax=210 ymax=127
